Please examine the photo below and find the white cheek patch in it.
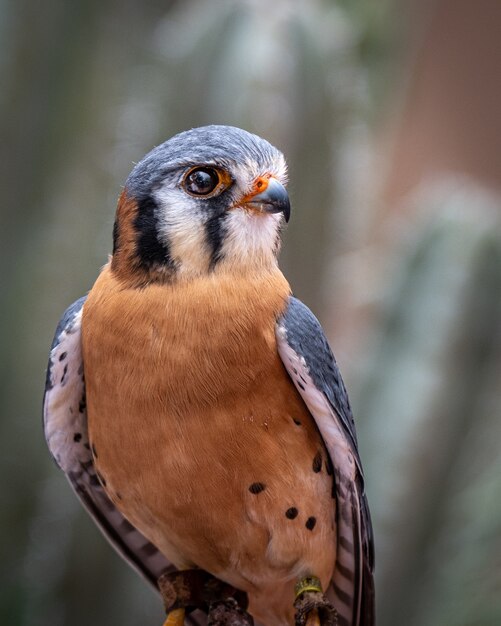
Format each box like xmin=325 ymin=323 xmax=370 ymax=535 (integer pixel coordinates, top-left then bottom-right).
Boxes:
xmin=154 ymin=186 xmax=212 ymax=277
xmin=220 ymin=209 xmax=282 ymax=270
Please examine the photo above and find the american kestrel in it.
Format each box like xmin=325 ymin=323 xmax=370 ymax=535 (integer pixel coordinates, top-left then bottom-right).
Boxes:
xmin=43 ymin=126 xmax=374 ymax=626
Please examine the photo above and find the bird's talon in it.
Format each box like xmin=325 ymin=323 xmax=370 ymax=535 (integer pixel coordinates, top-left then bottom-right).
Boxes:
xmin=294 ymin=590 xmax=337 ymax=626
xmin=305 ymin=608 xmax=321 ymax=626
xmin=158 ymin=569 xmax=250 ymax=624
xmin=208 ymin=598 xmax=254 ymax=625
xmin=163 ymin=608 xmax=185 ymax=626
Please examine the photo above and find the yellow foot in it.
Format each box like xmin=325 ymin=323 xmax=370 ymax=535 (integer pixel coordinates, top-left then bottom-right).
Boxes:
xmin=305 ymin=608 xmax=321 ymax=626
xmin=163 ymin=608 xmax=185 ymax=626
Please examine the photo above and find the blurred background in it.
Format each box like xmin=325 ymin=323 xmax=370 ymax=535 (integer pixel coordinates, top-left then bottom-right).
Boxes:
xmin=2 ymin=0 xmax=501 ymax=624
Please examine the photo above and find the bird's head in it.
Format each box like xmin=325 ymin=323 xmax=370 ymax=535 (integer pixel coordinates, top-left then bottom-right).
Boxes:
xmin=111 ymin=125 xmax=290 ymax=285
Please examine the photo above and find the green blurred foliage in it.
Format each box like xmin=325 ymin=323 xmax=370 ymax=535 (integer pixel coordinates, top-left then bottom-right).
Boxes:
xmin=355 ymin=182 xmax=501 ymax=626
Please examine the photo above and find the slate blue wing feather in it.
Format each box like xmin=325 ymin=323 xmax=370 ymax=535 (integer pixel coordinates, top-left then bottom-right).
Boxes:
xmin=42 ymin=297 xmax=203 ymax=626
xmin=276 ymin=296 xmax=375 ymax=626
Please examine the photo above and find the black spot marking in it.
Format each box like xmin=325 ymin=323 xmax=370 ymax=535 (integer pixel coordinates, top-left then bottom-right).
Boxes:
xmin=60 ymin=364 xmax=68 ymax=383
xmin=84 ymin=443 xmax=90 ymax=450
xmin=78 ymin=397 xmax=86 ymax=413
xmin=292 ymin=418 xmax=302 ymax=426
xmin=305 ymin=516 xmax=317 ymax=531
xmin=312 ymin=452 xmax=322 ymax=473
xmin=91 ymin=444 xmax=98 ymax=459
xmin=285 ymin=507 xmax=298 ymax=519
xmin=297 ymin=380 xmax=305 ymax=391
xmin=59 ymin=351 xmax=67 ymax=361
xmin=73 ymin=433 xmax=82 ymax=442
xmin=249 ymin=482 xmax=265 ymax=494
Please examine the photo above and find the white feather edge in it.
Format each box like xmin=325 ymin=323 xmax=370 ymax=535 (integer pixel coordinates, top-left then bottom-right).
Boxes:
xmin=44 ymin=307 xmax=89 ymax=473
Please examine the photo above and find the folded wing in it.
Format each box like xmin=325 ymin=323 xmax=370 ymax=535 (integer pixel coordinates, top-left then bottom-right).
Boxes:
xmin=43 ymin=297 xmax=202 ymax=625
xmin=276 ymin=297 xmax=375 ymax=626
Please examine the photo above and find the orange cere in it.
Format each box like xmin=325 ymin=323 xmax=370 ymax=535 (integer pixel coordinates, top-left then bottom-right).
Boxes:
xmin=241 ymin=174 xmax=273 ymax=202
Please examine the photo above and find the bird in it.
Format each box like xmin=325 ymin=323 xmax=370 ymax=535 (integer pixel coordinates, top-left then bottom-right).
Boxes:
xmin=43 ymin=125 xmax=374 ymax=626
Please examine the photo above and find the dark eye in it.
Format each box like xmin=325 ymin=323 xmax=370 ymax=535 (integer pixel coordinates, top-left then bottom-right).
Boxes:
xmin=183 ymin=167 xmax=221 ymax=196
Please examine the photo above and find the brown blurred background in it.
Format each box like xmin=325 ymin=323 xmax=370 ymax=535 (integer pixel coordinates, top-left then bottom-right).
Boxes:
xmin=2 ymin=1 xmax=501 ymax=625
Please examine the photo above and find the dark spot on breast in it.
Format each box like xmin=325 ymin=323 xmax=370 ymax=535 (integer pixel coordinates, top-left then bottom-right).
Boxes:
xmin=305 ymin=516 xmax=317 ymax=531
xmin=292 ymin=418 xmax=302 ymax=426
xmin=285 ymin=507 xmax=298 ymax=519
xmin=91 ymin=444 xmax=98 ymax=458
xmin=312 ymin=452 xmax=322 ymax=473
xmin=297 ymin=380 xmax=305 ymax=391
xmin=78 ymin=397 xmax=86 ymax=413
xmin=60 ymin=364 xmax=68 ymax=383
xmin=84 ymin=443 xmax=90 ymax=450
xmin=73 ymin=432 xmax=82 ymax=442
xmin=59 ymin=352 xmax=67 ymax=361
xmin=249 ymin=482 xmax=266 ymax=494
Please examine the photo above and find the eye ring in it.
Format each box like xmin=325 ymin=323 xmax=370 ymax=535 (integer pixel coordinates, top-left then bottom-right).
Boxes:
xmin=182 ymin=166 xmax=229 ymax=197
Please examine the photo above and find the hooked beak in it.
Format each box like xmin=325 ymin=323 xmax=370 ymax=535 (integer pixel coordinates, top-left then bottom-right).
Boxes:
xmin=245 ymin=178 xmax=291 ymax=223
